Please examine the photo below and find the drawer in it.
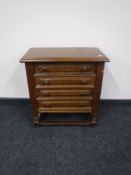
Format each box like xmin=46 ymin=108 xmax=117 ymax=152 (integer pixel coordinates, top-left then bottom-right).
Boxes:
xmin=35 ymin=76 xmax=95 ymax=86
xmin=36 ymin=85 xmax=95 ymax=90
xmin=35 ymin=63 xmax=96 ymax=74
xmin=38 ymin=100 xmax=92 ymax=108
xmin=38 ymin=107 xmax=92 ymax=113
xmin=36 ymin=89 xmax=94 ymax=97
xmin=37 ymin=96 xmax=93 ymax=101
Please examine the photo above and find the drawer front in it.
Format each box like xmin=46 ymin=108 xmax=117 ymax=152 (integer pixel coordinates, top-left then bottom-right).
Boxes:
xmin=35 ymin=64 xmax=96 ymax=114
xmin=37 ymin=96 xmax=93 ymax=101
xmin=35 ymin=76 xmax=95 ymax=86
xmin=38 ymin=100 xmax=92 ymax=108
xmin=38 ymin=107 xmax=92 ymax=113
xmin=36 ymin=89 xmax=94 ymax=97
xmin=35 ymin=63 xmax=96 ymax=74
xmin=36 ymin=85 xmax=95 ymax=90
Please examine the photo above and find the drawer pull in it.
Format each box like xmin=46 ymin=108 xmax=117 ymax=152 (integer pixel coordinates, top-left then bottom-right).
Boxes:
xmin=80 ymin=79 xmax=90 ymax=84
xmin=40 ymin=79 xmax=49 ymax=85
xmin=41 ymin=91 xmax=49 ymax=96
xmin=80 ymin=103 xmax=85 ymax=107
xmin=80 ymin=91 xmax=88 ymax=96
xmin=81 ymin=66 xmax=87 ymax=71
xmin=40 ymin=66 xmax=48 ymax=72
xmin=44 ymin=80 xmax=49 ymax=85
xmin=45 ymin=103 xmax=51 ymax=107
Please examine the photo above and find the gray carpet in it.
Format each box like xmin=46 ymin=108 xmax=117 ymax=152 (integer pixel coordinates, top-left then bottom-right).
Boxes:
xmin=0 ymin=99 xmax=131 ymax=175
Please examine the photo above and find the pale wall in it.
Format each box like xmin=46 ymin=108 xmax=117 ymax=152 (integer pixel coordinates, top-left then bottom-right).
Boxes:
xmin=0 ymin=0 xmax=131 ymax=99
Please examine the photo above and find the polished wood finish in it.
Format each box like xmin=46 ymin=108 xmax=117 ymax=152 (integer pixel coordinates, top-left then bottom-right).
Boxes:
xmin=36 ymin=89 xmax=94 ymax=97
xmin=35 ymin=76 xmax=95 ymax=86
xmin=35 ymin=63 xmax=96 ymax=74
xmin=20 ymin=48 xmax=109 ymax=62
xmin=20 ymin=48 xmax=109 ymax=126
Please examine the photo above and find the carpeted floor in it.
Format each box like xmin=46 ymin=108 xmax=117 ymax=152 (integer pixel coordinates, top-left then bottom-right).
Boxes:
xmin=0 ymin=99 xmax=131 ymax=175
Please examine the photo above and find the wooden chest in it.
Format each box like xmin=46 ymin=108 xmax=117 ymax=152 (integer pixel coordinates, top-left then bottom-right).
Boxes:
xmin=20 ymin=48 xmax=109 ymax=126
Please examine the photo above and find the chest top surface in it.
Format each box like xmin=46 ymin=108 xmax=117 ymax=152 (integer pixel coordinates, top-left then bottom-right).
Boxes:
xmin=20 ymin=47 xmax=109 ymax=63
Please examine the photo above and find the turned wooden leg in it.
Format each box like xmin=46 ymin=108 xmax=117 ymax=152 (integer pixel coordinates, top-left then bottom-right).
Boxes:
xmin=90 ymin=112 xmax=97 ymax=127
xmin=33 ymin=113 xmax=41 ymax=126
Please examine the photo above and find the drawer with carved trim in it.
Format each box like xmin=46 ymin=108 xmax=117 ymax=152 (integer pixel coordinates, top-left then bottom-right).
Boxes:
xmin=36 ymin=89 xmax=94 ymax=97
xmin=35 ymin=76 xmax=95 ymax=87
xmin=35 ymin=63 xmax=96 ymax=75
xmin=38 ymin=101 xmax=93 ymax=113
xmin=38 ymin=107 xmax=93 ymax=113
xmin=38 ymin=100 xmax=93 ymax=108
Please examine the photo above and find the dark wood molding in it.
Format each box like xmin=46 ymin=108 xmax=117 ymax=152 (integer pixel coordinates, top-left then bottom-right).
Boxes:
xmin=20 ymin=47 xmax=109 ymax=63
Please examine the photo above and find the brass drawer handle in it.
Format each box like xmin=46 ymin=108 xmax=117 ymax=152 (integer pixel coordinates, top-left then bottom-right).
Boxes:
xmin=80 ymin=80 xmax=86 ymax=84
xmin=39 ymin=66 xmax=48 ymax=72
xmin=81 ymin=66 xmax=87 ymax=71
xmin=80 ymin=103 xmax=85 ymax=107
xmin=80 ymin=91 xmax=88 ymax=96
xmin=44 ymin=80 xmax=49 ymax=85
xmin=40 ymin=79 xmax=49 ymax=85
xmin=80 ymin=79 xmax=90 ymax=84
xmin=80 ymin=101 xmax=89 ymax=107
xmin=81 ymin=66 xmax=92 ymax=72
xmin=45 ymin=103 xmax=51 ymax=107
xmin=41 ymin=91 xmax=49 ymax=96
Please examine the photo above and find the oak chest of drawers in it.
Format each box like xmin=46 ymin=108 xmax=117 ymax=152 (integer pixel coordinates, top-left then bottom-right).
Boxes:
xmin=20 ymin=48 xmax=109 ymax=126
